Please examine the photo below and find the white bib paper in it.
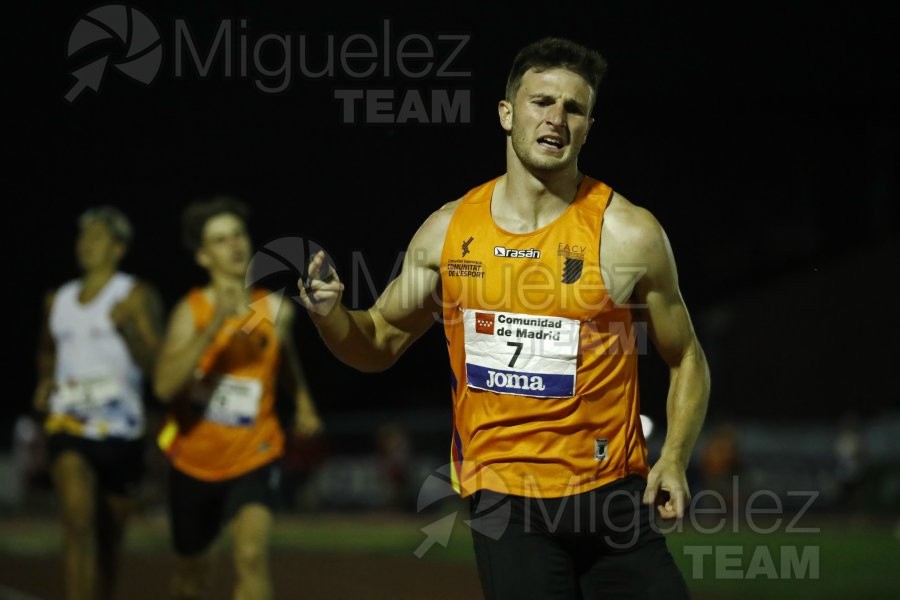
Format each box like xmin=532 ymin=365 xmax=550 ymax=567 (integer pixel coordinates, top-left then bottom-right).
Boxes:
xmin=202 ymin=374 xmax=263 ymax=427
xmin=463 ymin=309 xmax=580 ymax=398
xmin=57 ymin=374 xmax=122 ymax=411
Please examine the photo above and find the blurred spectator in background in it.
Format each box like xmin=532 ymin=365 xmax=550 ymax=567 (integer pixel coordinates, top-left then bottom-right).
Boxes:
xmin=12 ymin=413 xmax=50 ymax=508
xmin=834 ymin=411 xmax=866 ymax=512
xmin=698 ymin=421 xmax=742 ymax=513
xmin=281 ymin=421 xmax=329 ymax=511
xmin=375 ymin=423 xmax=414 ymax=511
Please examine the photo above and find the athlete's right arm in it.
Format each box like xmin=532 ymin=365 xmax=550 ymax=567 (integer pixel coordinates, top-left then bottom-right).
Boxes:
xmin=298 ymin=203 xmax=456 ymax=372
xmin=32 ymin=291 xmax=56 ymax=413
xmin=153 ymin=296 xmax=230 ymax=402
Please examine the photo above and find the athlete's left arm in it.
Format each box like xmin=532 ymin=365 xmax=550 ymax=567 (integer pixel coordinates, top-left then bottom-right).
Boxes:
xmin=33 ymin=290 xmax=57 ymax=414
xmin=110 ymin=281 xmax=165 ymax=374
xmin=276 ymin=299 xmax=324 ymax=438
xmin=632 ymin=213 xmax=711 ymax=520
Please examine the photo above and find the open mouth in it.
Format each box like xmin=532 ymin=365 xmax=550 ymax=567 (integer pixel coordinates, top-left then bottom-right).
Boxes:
xmin=537 ymin=135 xmax=565 ymax=151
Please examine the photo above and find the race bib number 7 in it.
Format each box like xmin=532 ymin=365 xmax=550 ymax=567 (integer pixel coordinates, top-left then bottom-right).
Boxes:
xmin=463 ymin=309 xmax=580 ymax=398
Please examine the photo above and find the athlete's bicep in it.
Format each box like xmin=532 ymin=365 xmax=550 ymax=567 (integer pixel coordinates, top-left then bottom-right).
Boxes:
xmin=158 ymin=299 xmax=197 ymax=360
xmin=370 ymin=265 xmax=441 ymax=355
xmin=633 ymin=221 xmax=699 ymax=367
xmin=134 ymin=282 xmax=166 ymax=336
xmin=369 ymin=204 xmax=452 ymax=354
xmin=37 ymin=291 xmax=56 ymax=376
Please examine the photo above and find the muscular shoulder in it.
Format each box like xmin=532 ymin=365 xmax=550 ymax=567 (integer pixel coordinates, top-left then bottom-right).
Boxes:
xmin=167 ymin=294 xmax=196 ymax=327
xmin=603 ymin=192 xmax=668 ymax=259
xmin=419 ymin=198 xmax=462 ymax=238
xmin=129 ymin=279 xmax=152 ymax=294
xmin=41 ymin=289 xmax=59 ymax=325
xmin=44 ymin=289 xmax=57 ymax=311
xmin=409 ymin=198 xmax=463 ymax=268
xmin=127 ymin=279 xmax=160 ymax=302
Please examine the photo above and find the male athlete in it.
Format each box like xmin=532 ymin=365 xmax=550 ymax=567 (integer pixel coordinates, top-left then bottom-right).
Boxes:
xmin=300 ymin=38 xmax=709 ymax=599
xmin=154 ymin=196 xmax=322 ymax=599
xmin=34 ymin=206 xmax=162 ymax=600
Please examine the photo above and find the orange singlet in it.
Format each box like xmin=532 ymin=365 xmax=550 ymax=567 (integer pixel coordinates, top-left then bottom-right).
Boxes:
xmin=157 ymin=288 xmax=283 ymax=481
xmin=441 ymin=176 xmax=648 ymax=498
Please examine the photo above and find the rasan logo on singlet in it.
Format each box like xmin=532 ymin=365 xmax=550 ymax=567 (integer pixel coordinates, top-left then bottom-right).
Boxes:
xmin=494 ymin=246 xmax=541 ymax=259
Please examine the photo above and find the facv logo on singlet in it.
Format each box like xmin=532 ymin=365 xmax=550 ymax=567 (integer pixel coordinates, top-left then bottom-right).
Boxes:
xmin=494 ymin=246 xmax=541 ymax=259
xmin=558 ymin=243 xmax=585 ymax=284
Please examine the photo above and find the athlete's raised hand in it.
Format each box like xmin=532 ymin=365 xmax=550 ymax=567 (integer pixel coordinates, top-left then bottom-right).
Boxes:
xmin=298 ymin=250 xmax=344 ymax=316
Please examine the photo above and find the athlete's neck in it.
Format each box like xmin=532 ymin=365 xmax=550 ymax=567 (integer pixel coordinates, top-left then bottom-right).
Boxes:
xmin=494 ymin=164 xmax=584 ymax=232
xmin=79 ymin=267 xmax=116 ymax=301
xmin=206 ymin=273 xmax=250 ymax=302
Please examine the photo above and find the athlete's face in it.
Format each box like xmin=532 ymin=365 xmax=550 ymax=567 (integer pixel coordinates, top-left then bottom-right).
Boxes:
xmin=196 ymin=213 xmax=251 ymax=278
xmin=76 ymin=220 xmax=124 ymax=273
xmin=499 ymin=68 xmax=594 ymax=174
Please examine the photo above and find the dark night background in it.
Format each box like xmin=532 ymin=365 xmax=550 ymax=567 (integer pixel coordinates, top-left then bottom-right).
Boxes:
xmin=8 ymin=2 xmax=899 ymax=448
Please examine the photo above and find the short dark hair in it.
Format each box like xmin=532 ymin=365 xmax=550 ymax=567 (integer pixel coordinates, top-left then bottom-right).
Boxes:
xmin=181 ymin=195 xmax=249 ymax=253
xmin=505 ymin=37 xmax=608 ymax=106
